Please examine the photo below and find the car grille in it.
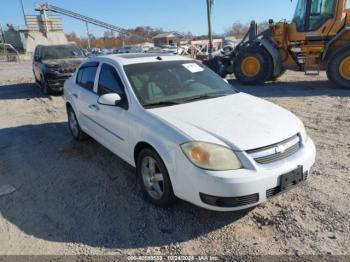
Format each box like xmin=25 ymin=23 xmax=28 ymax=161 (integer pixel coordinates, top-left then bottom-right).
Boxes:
xmin=59 ymin=67 xmax=76 ymax=74
xmin=247 ymin=135 xmax=301 ymax=165
xmin=200 ymin=193 xmax=259 ymax=208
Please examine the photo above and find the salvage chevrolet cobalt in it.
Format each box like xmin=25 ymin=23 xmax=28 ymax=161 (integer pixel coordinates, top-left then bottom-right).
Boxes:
xmin=64 ymin=54 xmax=316 ymax=211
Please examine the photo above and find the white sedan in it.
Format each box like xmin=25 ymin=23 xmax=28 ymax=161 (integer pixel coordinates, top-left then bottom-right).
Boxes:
xmin=64 ymin=53 xmax=316 ymax=211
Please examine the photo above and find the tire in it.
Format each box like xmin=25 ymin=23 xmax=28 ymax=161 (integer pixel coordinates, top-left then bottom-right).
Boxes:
xmin=67 ymin=106 xmax=88 ymax=141
xmin=203 ymin=57 xmax=227 ymax=78
xmin=33 ymin=71 xmax=39 ymax=84
xmin=233 ymin=45 xmax=273 ymax=85
xmin=137 ymin=147 xmax=176 ymax=207
xmin=269 ymin=69 xmax=286 ymax=81
xmin=219 ymin=68 xmax=228 ymax=78
xmin=40 ymin=76 xmax=51 ymax=95
xmin=326 ymin=45 xmax=350 ymax=88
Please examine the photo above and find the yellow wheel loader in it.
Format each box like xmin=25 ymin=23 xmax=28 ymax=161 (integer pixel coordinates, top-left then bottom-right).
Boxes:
xmin=216 ymin=0 xmax=350 ymax=87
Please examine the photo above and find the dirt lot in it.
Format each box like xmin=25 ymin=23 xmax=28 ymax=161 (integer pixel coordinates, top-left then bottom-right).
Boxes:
xmin=0 ymin=61 xmax=349 ymax=257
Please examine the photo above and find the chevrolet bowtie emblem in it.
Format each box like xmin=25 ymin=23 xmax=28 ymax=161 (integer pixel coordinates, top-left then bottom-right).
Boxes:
xmin=275 ymin=144 xmax=287 ymax=154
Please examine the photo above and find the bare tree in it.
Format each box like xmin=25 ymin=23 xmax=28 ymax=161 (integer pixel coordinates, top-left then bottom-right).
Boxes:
xmin=258 ymin=21 xmax=270 ymax=33
xmin=66 ymin=25 xmax=164 ymax=48
xmin=225 ymin=22 xmax=249 ymax=38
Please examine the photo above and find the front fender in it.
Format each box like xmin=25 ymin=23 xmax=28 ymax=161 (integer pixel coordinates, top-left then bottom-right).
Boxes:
xmin=129 ymin=112 xmax=190 ymax=196
xmin=322 ymin=26 xmax=350 ymax=60
xmin=256 ymin=38 xmax=282 ymax=77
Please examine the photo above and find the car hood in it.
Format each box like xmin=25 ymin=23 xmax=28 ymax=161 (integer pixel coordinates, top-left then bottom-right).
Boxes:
xmin=42 ymin=58 xmax=86 ymax=67
xmin=148 ymin=93 xmax=300 ymax=151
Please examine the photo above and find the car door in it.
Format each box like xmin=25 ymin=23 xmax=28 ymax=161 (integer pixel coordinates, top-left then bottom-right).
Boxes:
xmin=74 ymin=61 xmax=101 ymax=137
xmin=93 ymin=63 xmax=131 ymax=162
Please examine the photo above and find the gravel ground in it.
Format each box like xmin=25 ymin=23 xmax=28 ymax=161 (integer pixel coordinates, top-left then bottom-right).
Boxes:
xmin=0 ymin=61 xmax=349 ymax=257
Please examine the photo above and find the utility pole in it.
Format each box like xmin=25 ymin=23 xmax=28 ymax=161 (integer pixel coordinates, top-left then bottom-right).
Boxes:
xmin=121 ymin=34 xmax=125 ymax=48
xmin=20 ymin=0 xmax=27 ymax=26
xmin=0 ymin=24 xmax=5 ymax=43
xmin=206 ymin=0 xmax=213 ymax=59
xmin=85 ymin=22 xmax=91 ymax=49
xmin=0 ymin=24 xmax=6 ymax=60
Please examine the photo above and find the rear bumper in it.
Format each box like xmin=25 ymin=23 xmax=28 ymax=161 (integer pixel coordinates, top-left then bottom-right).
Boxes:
xmin=170 ymin=138 xmax=316 ymax=211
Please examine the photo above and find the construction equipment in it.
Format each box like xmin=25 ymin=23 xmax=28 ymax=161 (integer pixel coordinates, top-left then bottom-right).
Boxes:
xmin=212 ymin=0 xmax=350 ymax=88
xmin=35 ymin=3 xmax=148 ymax=48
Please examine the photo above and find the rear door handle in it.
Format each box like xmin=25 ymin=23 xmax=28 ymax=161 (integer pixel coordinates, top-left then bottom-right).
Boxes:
xmin=72 ymin=93 xmax=78 ymax=98
xmin=88 ymin=104 xmax=99 ymax=111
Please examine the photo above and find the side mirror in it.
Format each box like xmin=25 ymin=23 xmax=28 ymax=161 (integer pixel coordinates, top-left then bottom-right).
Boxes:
xmin=34 ymin=56 xmax=41 ymax=62
xmin=97 ymin=93 xmax=121 ymax=106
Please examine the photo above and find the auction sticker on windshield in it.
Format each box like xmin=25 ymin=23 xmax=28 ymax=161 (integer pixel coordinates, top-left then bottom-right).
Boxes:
xmin=182 ymin=63 xmax=204 ymax=73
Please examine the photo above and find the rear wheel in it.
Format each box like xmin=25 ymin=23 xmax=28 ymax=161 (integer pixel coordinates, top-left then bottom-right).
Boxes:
xmin=137 ymin=148 xmax=176 ymax=207
xmin=326 ymin=45 xmax=350 ymax=88
xmin=233 ymin=46 xmax=273 ymax=85
xmin=67 ymin=106 xmax=88 ymax=141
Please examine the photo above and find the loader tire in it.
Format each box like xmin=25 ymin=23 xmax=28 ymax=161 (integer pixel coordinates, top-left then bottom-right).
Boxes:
xmin=269 ymin=69 xmax=286 ymax=81
xmin=327 ymin=45 xmax=350 ymax=88
xmin=233 ymin=46 xmax=273 ymax=85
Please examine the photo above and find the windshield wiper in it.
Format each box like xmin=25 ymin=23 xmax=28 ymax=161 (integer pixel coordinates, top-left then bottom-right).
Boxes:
xmin=182 ymin=93 xmax=227 ymax=103
xmin=144 ymin=101 xmax=181 ymax=108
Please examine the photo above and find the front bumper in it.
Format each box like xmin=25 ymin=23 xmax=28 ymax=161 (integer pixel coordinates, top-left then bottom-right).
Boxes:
xmin=45 ymin=73 xmax=73 ymax=92
xmin=171 ymin=138 xmax=316 ymax=211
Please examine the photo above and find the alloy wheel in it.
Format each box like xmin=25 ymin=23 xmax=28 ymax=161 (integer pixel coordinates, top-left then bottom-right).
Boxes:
xmin=69 ymin=110 xmax=79 ymax=138
xmin=141 ymin=156 xmax=164 ymax=200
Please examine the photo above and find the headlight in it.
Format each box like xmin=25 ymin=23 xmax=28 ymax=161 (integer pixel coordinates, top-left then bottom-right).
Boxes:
xmin=296 ymin=118 xmax=308 ymax=142
xmin=181 ymin=142 xmax=242 ymax=171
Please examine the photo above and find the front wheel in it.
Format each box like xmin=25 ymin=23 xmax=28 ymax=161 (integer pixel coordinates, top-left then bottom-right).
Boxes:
xmin=233 ymin=46 xmax=273 ymax=85
xmin=137 ymin=148 xmax=176 ymax=207
xmin=33 ymin=71 xmax=39 ymax=84
xmin=327 ymin=45 xmax=350 ymax=88
xmin=40 ymin=77 xmax=50 ymax=95
xmin=269 ymin=69 xmax=286 ymax=81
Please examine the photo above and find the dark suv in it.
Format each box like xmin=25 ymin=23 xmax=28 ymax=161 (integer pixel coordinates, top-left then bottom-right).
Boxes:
xmin=33 ymin=44 xmax=86 ymax=94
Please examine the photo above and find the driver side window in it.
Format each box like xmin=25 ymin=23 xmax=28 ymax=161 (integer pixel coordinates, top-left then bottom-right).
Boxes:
xmin=98 ymin=63 xmax=128 ymax=109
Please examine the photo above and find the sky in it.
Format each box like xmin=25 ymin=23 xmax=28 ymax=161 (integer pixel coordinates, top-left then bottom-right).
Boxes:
xmin=1 ymin=0 xmax=345 ymax=37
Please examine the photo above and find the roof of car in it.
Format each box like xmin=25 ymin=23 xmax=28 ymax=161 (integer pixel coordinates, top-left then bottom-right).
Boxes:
xmin=91 ymin=53 xmax=192 ymax=66
xmin=37 ymin=44 xmax=77 ymax=48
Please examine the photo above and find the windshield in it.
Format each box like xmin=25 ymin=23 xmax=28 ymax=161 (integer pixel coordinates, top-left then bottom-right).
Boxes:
xmin=42 ymin=45 xmax=85 ymax=60
xmin=124 ymin=60 xmax=237 ymax=108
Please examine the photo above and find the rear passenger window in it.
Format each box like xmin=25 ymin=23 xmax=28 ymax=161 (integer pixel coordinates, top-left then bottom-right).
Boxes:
xmin=76 ymin=62 xmax=99 ymax=91
xmin=76 ymin=68 xmax=83 ymax=83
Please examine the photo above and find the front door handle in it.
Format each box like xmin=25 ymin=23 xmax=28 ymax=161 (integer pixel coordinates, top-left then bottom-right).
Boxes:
xmin=72 ymin=93 xmax=78 ymax=98
xmin=88 ymin=104 xmax=99 ymax=111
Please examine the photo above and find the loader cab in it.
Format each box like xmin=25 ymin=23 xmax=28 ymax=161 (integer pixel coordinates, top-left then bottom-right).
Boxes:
xmin=292 ymin=0 xmax=336 ymax=32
